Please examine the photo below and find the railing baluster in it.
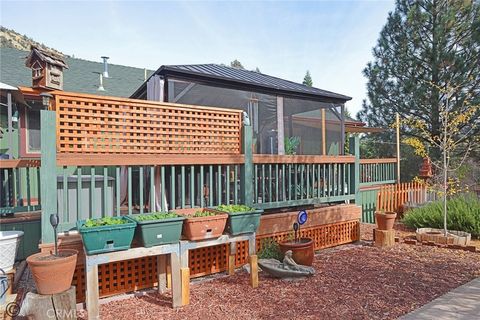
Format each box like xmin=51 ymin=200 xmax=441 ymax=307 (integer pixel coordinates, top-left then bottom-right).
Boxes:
xmin=209 ymin=165 xmax=213 ymax=206
xmin=268 ymin=164 xmax=272 ymax=203
xmin=226 ymin=165 xmax=230 ymax=205
xmin=26 ymin=167 xmax=31 ymax=207
xmin=181 ymin=165 xmax=186 ymax=209
xmin=275 ymin=164 xmax=279 ymax=202
xmin=306 ymin=164 xmax=310 ymax=199
xmin=77 ymin=167 xmax=82 ymax=220
xmin=294 ymin=164 xmax=298 ymax=200
xmin=200 ymin=165 xmax=205 ymax=208
xmin=116 ymin=167 xmax=121 ymax=216
xmin=282 ymin=164 xmax=286 ymax=202
xmin=217 ymin=165 xmax=222 ymax=206
xmin=139 ymin=166 xmax=144 ymax=214
xmin=161 ymin=166 xmax=166 ymax=211
xmin=104 ymin=166 xmax=109 ymax=216
xmin=262 ymin=164 xmax=265 ymax=203
xmin=63 ymin=167 xmax=68 ymax=222
xmin=234 ymin=165 xmax=238 ymax=205
xmin=91 ymin=167 xmax=96 ymax=218
xmin=254 ymin=164 xmax=258 ymax=203
xmin=317 ymin=164 xmax=321 ymax=198
xmin=128 ymin=166 xmax=132 ymax=215
xmin=36 ymin=167 xmax=41 ymax=207
xmin=190 ymin=165 xmax=195 ymax=208
xmin=170 ymin=166 xmax=176 ymax=210
xmin=300 ymin=165 xmax=304 ymax=199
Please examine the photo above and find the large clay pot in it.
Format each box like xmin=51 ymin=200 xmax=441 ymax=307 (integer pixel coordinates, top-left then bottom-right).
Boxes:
xmin=375 ymin=211 xmax=397 ymax=230
xmin=27 ymin=249 xmax=78 ymax=295
xmin=279 ymin=238 xmax=314 ymax=266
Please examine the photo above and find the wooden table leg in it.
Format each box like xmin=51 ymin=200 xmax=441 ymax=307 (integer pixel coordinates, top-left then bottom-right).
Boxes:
xmin=157 ymin=255 xmax=167 ymax=293
xmin=170 ymin=252 xmax=182 ymax=308
xmin=86 ymin=262 xmax=100 ymax=320
xmin=179 ymin=243 xmax=190 ymax=306
xmin=228 ymin=242 xmax=236 ymax=275
xmin=248 ymin=234 xmax=258 ymax=288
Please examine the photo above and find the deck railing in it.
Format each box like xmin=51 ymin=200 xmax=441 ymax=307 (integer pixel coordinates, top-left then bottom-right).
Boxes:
xmin=359 ymin=158 xmax=397 ymax=186
xmin=0 ymin=90 xmax=398 ymax=242
xmin=0 ymin=159 xmax=41 ymax=214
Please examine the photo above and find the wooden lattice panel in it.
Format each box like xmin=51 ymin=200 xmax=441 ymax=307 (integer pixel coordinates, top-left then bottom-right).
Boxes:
xmin=72 ymin=220 xmax=359 ymax=302
xmin=54 ymin=92 xmax=242 ymax=154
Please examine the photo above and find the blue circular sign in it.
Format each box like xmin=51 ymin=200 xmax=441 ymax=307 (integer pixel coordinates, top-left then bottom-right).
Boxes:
xmin=297 ymin=210 xmax=308 ymax=225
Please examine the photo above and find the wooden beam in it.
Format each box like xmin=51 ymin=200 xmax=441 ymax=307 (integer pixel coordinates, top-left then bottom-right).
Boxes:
xmin=321 ymin=109 xmax=326 ymax=155
xmin=0 ymin=159 xmax=41 ymax=168
xmin=157 ymin=255 xmax=167 ymax=293
xmin=359 ymin=158 xmax=397 ymax=164
xmin=56 ymin=154 xmax=245 ymax=166
xmin=396 ymin=112 xmax=401 ymax=183
xmin=180 ymin=267 xmax=190 ymax=306
xmin=249 ymin=255 xmax=258 ymax=288
xmin=253 ymin=154 xmax=355 ymax=164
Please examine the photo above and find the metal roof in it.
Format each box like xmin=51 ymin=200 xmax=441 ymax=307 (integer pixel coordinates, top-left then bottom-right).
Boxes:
xmin=132 ymin=64 xmax=352 ymax=103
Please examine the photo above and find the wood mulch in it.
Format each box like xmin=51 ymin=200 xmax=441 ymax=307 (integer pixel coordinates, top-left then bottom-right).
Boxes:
xmin=77 ymin=223 xmax=480 ymax=320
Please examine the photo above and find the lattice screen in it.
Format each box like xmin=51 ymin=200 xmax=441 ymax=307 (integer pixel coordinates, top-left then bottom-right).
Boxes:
xmin=54 ymin=92 xmax=242 ymax=154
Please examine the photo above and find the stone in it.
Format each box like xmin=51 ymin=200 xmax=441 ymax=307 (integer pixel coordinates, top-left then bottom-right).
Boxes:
xmin=258 ymin=251 xmax=315 ymax=278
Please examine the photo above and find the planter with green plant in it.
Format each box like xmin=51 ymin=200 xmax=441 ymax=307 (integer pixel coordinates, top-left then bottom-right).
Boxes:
xmin=176 ymin=208 xmax=228 ymax=241
xmin=214 ymin=204 xmax=263 ymax=235
xmin=77 ymin=216 xmax=137 ymax=255
xmin=129 ymin=212 xmax=185 ymax=247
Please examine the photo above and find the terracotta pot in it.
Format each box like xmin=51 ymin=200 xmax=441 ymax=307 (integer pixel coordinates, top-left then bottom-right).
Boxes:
xmin=177 ymin=208 xmax=228 ymax=241
xmin=375 ymin=211 xmax=397 ymax=230
xmin=279 ymin=238 xmax=314 ymax=266
xmin=27 ymin=249 xmax=78 ymax=295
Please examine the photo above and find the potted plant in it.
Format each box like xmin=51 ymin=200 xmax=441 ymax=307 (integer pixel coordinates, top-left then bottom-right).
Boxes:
xmin=77 ymin=216 xmax=136 ymax=255
xmin=128 ymin=212 xmax=185 ymax=247
xmin=278 ymin=210 xmax=314 ymax=266
xmin=176 ymin=208 xmax=228 ymax=241
xmin=215 ymin=204 xmax=263 ymax=235
xmin=27 ymin=214 xmax=78 ymax=295
xmin=375 ymin=210 xmax=397 ymax=231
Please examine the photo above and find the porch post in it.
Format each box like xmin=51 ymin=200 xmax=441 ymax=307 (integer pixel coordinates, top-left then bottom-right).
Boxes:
xmin=40 ymin=110 xmax=57 ymax=243
xmin=241 ymin=118 xmax=254 ymax=207
xmin=349 ymin=135 xmax=360 ymax=205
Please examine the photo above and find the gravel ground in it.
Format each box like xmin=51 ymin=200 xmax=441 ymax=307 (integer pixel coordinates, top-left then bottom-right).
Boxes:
xmin=77 ymin=224 xmax=480 ymax=320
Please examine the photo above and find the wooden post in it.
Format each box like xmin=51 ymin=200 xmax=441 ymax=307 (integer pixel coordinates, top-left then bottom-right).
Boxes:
xmin=157 ymin=255 xmax=167 ymax=293
xmin=396 ymin=113 xmax=401 ymax=184
xmin=349 ymin=135 xmax=361 ymax=205
xmin=321 ymin=109 xmax=326 ymax=155
xmin=40 ymin=110 xmax=57 ymax=243
xmin=86 ymin=263 xmax=100 ymax=320
xmin=18 ymin=286 xmax=76 ymax=320
xmin=249 ymin=255 xmax=258 ymax=288
xmin=170 ymin=252 xmax=182 ymax=308
xmin=228 ymin=242 xmax=236 ymax=276
xmin=241 ymin=121 xmax=254 ymax=207
xmin=374 ymin=229 xmax=395 ymax=247
xmin=180 ymin=268 xmax=190 ymax=306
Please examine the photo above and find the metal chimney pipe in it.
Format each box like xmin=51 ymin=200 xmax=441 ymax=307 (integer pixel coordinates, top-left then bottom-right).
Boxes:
xmin=97 ymin=73 xmax=105 ymax=91
xmin=101 ymin=56 xmax=109 ymax=78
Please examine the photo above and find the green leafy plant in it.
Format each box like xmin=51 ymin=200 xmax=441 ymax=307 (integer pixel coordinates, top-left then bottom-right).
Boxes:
xmin=402 ymin=195 xmax=480 ymax=237
xmin=83 ymin=216 xmax=128 ymax=228
xmin=285 ymin=136 xmax=301 ymax=155
xmin=216 ymin=204 xmax=254 ymax=214
xmin=258 ymin=238 xmax=283 ymax=261
xmin=133 ymin=212 xmax=180 ymax=221
xmin=192 ymin=210 xmax=217 ymax=218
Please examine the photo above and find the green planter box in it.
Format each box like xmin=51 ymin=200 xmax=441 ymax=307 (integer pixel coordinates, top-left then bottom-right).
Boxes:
xmin=77 ymin=217 xmax=136 ymax=255
xmin=213 ymin=206 xmax=263 ymax=235
xmin=128 ymin=214 xmax=185 ymax=248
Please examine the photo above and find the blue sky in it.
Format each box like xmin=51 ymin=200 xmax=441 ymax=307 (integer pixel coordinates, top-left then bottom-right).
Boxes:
xmin=1 ymin=0 xmax=395 ymax=115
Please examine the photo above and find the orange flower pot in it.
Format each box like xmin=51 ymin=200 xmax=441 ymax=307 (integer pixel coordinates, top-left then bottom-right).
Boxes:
xmin=375 ymin=211 xmax=397 ymax=230
xmin=279 ymin=238 xmax=314 ymax=266
xmin=26 ymin=249 xmax=78 ymax=295
xmin=176 ymin=208 xmax=228 ymax=241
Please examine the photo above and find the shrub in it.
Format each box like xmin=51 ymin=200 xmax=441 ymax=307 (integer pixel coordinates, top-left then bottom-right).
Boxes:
xmin=258 ymin=238 xmax=283 ymax=261
xmin=402 ymin=195 xmax=480 ymax=237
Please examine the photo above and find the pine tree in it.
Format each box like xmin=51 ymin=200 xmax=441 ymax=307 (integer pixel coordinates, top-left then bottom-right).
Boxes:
xmin=303 ymin=70 xmax=313 ymax=86
xmin=358 ymin=0 xmax=480 ymax=161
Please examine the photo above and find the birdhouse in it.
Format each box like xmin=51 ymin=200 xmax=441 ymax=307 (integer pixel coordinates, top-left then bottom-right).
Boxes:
xmin=25 ymin=45 xmax=68 ymax=90
xmin=419 ymin=157 xmax=433 ymax=180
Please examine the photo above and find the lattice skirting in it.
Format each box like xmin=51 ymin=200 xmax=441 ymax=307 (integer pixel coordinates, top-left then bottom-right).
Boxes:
xmin=72 ymin=219 xmax=359 ymax=302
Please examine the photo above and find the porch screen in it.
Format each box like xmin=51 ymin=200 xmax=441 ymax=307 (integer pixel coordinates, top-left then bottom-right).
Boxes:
xmin=167 ymin=80 xmax=278 ymax=154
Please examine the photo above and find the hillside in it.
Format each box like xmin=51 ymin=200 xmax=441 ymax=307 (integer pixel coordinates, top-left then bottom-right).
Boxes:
xmin=0 ymin=26 xmax=65 ymax=56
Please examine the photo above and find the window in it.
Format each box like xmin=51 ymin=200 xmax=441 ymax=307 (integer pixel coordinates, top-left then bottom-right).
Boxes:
xmin=25 ymin=108 xmax=41 ymax=153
